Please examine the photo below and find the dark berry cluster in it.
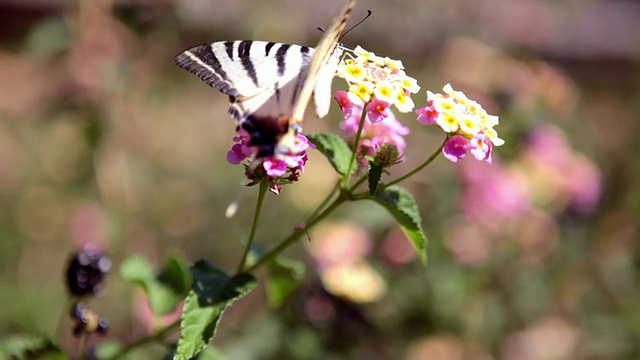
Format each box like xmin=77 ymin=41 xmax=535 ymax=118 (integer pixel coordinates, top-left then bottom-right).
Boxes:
xmin=65 ymin=245 xmax=111 ymax=297
xmin=70 ymin=302 xmax=109 ymax=337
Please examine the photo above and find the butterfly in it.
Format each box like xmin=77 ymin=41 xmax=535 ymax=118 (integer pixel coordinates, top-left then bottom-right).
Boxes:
xmin=174 ymin=0 xmax=356 ymax=158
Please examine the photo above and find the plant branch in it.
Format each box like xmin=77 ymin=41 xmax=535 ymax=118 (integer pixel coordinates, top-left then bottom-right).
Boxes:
xmin=384 ymin=137 xmax=447 ymax=187
xmin=105 ymin=319 xmax=180 ymax=360
xmin=237 ymin=180 xmax=268 ymax=273
xmin=243 ymin=196 xmax=345 ymax=273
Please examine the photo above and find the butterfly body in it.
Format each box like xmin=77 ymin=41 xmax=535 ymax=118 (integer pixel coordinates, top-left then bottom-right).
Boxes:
xmin=174 ymin=0 xmax=355 ymax=158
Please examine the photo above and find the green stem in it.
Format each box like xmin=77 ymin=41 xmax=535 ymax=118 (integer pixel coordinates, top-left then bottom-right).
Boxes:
xmin=343 ymin=107 xmax=368 ymax=188
xmin=243 ymin=196 xmax=345 ymax=273
xmin=106 ymin=319 xmax=180 ymax=360
xmin=237 ymin=180 xmax=268 ymax=273
xmin=384 ymin=137 xmax=447 ymax=188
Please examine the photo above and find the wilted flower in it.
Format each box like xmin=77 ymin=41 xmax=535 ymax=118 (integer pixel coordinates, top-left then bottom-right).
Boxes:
xmin=415 ymin=84 xmax=504 ymax=163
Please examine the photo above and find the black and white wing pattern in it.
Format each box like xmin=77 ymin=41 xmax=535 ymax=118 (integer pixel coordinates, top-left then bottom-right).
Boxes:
xmin=174 ymin=0 xmax=356 ymax=158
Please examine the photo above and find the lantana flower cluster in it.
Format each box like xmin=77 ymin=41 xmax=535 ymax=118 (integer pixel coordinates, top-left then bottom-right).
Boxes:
xmin=337 ymin=90 xmax=409 ymax=166
xmin=415 ymin=84 xmax=504 ymax=163
xmin=337 ymin=46 xmax=421 ymax=119
xmin=227 ymin=129 xmax=314 ymax=194
xmin=334 ymin=46 xmax=419 ymax=165
xmin=225 ymin=44 xmax=504 ymax=191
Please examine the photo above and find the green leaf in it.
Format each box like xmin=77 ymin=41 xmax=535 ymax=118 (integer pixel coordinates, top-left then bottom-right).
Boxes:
xmin=266 ymin=257 xmax=305 ymax=307
xmin=164 ymin=345 xmax=225 ymax=360
xmin=0 ymin=334 xmax=66 ymax=360
xmin=174 ymin=260 xmax=257 ymax=360
xmin=368 ymin=162 xmax=383 ymax=195
xmin=120 ymin=255 xmax=190 ymax=315
xmin=306 ymin=133 xmax=354 ymax=176
xmin=373 ymin=185 xmax=428 ymax=265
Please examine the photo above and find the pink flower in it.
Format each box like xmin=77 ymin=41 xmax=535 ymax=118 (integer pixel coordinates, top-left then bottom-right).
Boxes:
xmin=228 ymin=129 xmax=314 ymax=193
xmin=262 ymin=135 xmax=312 ymax=178
xmin=442 ymin=135 xmax=469 ymax=162
xmin=459 ymin=159 xmax=530 ymax=224
xmin=523 ymin=125 xmax=600 ymax=214
xmin=226 ymin=130 xmax=253 ymax=164
xmin=469 ymin=132 xmax=493 ymax=163
xmin=366 ymin=98 xmax=390 ymax=123
xmin=415 ymin=100 xmax=438 ymax=125
xmin=335 ymin=90 xmax=354 ymax=119
xmin=263 ymin=158 xmax=288 ymax=177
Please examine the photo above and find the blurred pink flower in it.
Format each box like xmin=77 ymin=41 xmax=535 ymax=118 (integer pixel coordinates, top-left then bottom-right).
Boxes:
xmin=134 ymin=291 xmax=183 ymax=335
xmin=523 ymin=125 xmax=601 ymax=214
xmin=71 ymin=202 xmax=109 ymax=248
xmin=459 ymin=159 xmax=530 ymax=224
xmin=307 ymin=222 xmax=372 ymax=269
xmin=501 ymin=316 xmax=581 ymax=360
xmin=379 ymin=227 xmax=416 ymax=266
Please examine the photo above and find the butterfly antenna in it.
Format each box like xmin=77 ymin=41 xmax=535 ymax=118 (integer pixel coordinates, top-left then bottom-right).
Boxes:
xmin=340 ymin=10 xmax=372 ymax=40
xmin=316 ymin=10 xmax=371 ymax=38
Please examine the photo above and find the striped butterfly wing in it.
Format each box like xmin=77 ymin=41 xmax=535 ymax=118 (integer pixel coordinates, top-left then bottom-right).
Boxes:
xmin=174 ymin=0 xmax=356 ymax=157
xmin=176 ymin=41 xmax=316 ymax=156
xmin=278 ymin=0 xmax=356 ymax=154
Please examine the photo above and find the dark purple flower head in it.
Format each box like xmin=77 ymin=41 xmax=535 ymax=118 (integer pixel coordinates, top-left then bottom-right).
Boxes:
xmin=65 ymin=244 xmax=111 ymax=298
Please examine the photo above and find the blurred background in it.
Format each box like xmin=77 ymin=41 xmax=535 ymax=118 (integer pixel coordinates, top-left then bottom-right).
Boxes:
xmin=0 ymin=0 xmax=639 ymax=358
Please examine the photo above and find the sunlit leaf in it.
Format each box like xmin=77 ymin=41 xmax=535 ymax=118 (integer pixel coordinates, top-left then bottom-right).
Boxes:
xmin=174 ymin=260 xmax=257 ymax=360
xmin=373 ymin=185 xmax=428 ymax=264
xmin=307 ymin=133 xmax=354 ymax=176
